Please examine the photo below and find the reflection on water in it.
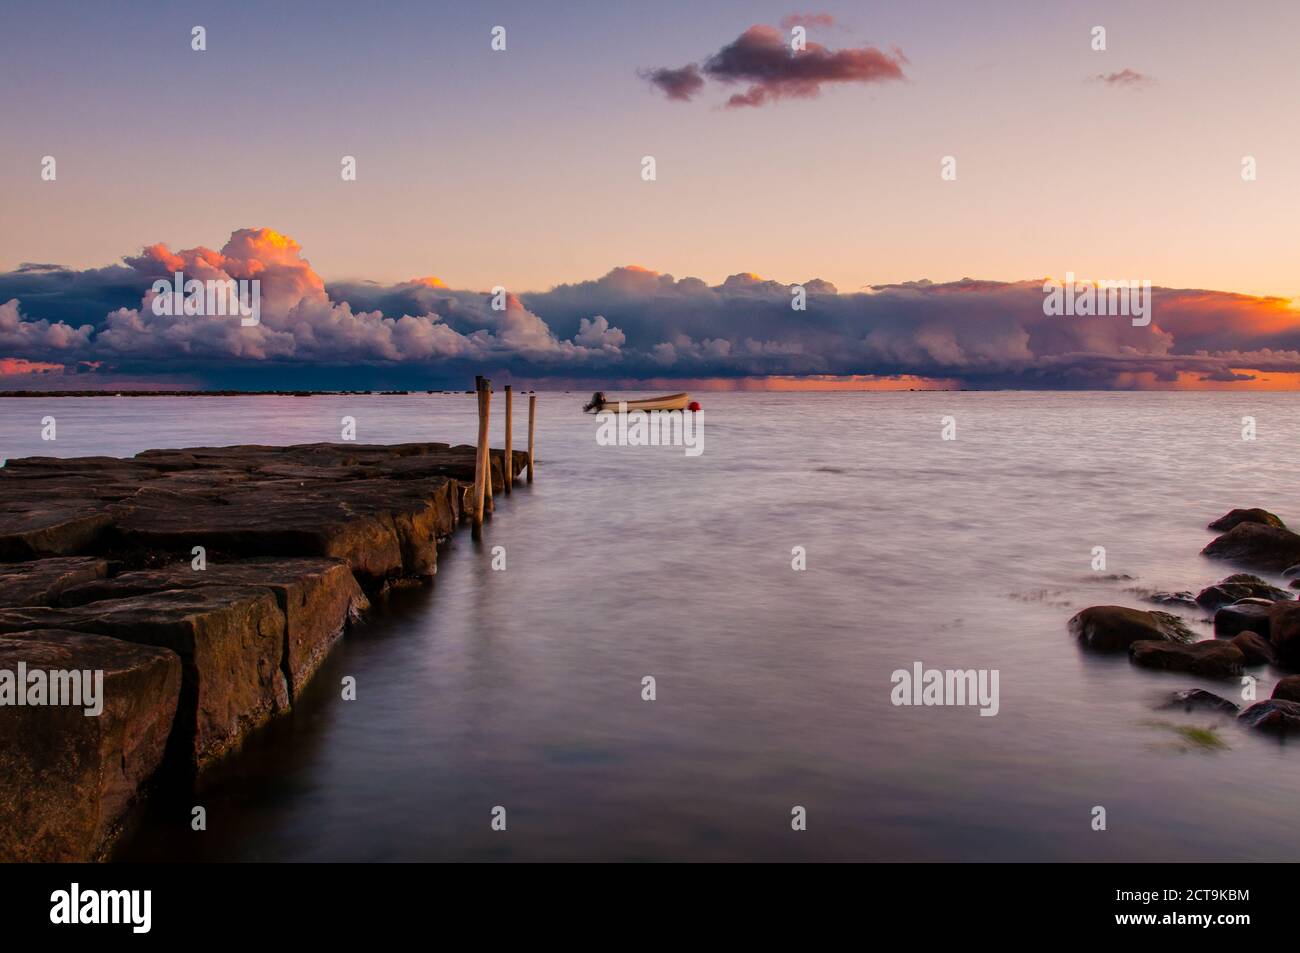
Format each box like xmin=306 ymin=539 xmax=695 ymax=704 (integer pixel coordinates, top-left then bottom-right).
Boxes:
xmin=4 ymin=391 xmax=1299 ymax=860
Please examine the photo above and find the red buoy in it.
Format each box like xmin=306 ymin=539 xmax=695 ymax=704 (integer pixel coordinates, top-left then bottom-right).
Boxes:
xmin=688 ymin=401 xmax=701 ymax=412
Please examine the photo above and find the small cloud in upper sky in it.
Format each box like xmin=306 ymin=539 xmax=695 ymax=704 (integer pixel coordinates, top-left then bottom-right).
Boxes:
xmin=779 ymin=12 xmax=836 ymax=29
xmin=641 ymin=20 xmax=907 ymax=108
xmin=1090 ymin=68 xmax=1155 ymax=89
xmin=637 ymin=64 xmax=705 ymax=101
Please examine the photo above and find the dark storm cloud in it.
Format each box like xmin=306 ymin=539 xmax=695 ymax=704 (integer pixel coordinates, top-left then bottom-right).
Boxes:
xmin=2 ymin=230 xmax=1299 ymax=390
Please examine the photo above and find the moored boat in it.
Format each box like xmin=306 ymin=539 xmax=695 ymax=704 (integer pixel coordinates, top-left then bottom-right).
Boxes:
xmin=583 ymin=391 xmax=691 ymax=413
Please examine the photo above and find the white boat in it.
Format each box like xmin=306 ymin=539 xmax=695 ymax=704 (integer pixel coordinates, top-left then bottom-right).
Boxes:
xmin=583 ymin=391 xmax=691 ymax=413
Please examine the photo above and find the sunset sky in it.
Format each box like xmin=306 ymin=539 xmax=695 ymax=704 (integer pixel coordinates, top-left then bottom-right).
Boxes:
xmin=2 ymin=0 xmax=1299 ymax=389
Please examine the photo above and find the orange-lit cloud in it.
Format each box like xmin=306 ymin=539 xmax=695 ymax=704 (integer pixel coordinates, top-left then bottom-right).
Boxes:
xmin=3 ymin=230 xmax=1300 ymax=390
xmin=0 ymin=357 xmax=63 ymax=375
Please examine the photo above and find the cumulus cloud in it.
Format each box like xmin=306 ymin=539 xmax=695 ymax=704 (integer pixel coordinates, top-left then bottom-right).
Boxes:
xmin=1 ymin=229 xmax=1298 ymax=390
xmin=574 ymin=315 xmax=627 ymax=350
xmin=0 ymin=299 xmax=95 ymax=354
xmin=642 ymin=22 xmax=907 ymax=107
xmin=0 ymin=229 xmax=632 ymax=385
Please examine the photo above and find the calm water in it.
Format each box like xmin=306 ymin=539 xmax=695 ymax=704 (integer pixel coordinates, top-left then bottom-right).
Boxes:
xmin=4 ymin=391 xmax=1300 ymax=861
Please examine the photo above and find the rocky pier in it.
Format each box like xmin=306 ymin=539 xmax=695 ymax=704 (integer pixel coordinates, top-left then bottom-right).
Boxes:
xmin=0 ymin=441 xmax=528 ymax=861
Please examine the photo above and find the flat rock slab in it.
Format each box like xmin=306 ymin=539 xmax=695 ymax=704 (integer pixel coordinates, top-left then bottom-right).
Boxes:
xmin=59 ymin=558 xmax=368 ymax=698
xmin=0 ymin=439 xmax=529 ymax=840
xmin=132 ymin=442 xmax=527 ymax=490
xmin=0 ymin=441 xmax=528 ymax=573
xmin=0 ymin=586 xmax=287 ymax=769
xmin=0 ymin=557 xmax=108 ymax=608
xmin=0 ymin=498 xmax=114 ymax=561
xmin=0 ymin=629 xmax=180 ymax=861
xmin=109 ymin=477 xmax=459 ymax=581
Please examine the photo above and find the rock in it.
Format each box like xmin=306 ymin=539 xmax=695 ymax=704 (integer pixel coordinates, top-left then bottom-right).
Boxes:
xmin=0 ymin=440 xmax=530 ymax=860
xmin=1 ymin=441 xmax=529 ymax=580
xmin=1271 ymin=676 xmax=1300 ymax=703
xmin=0 ymin=500 xmax=113 ymax=561
xmin=0 ymin=586 xmax=288 ymax=769
xmin=0 ymin=557 xmax=108 ymax=608
xmin=1231 ymin=631 xmax=1276 ymax=666
xmin=0 ymin=466 xmax=152 ymax=560
xmin=1201 ymin=523 xmax=1300 ymax=573
xmin=1129 ymin=639 xmax=1245 ymax=678
xmin=0 ymin=629 xmax=181 ymax=861
xmin=1268 ymin=602 xmax=1300 ymax=669
xmin=1159 ymin=688 xmax=1240 ymax=714
xmin=1142 ymin=590 xmax=1199 ymax=608
xmin=58 ymin=558 xmax=368 ymax=699
xmin=1214 ymin=601 xmax=1273 ymax=638
xmin=131 ymin=441 xmax=528 ymax=492
xmin=1207 ymin=508 xmax=1286 ymax=532
xmin=1239 ymin=699 xmax=1300 ymax=733
xmin=110 ymin=477 xmax=460 ymax=582
xmin=1194 ymin=573 xmax=1293 ymax=609
xmin=1069 ymin=606 xmax=1193 ymax=652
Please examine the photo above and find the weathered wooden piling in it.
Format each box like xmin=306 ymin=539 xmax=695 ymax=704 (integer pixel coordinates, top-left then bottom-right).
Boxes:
xmin=473 ymin=377 xmax=490 ymax=535
xmin=483 ymin=384 xmax=494 ymax=513
xmin=527 ymin=393 xmax=537 ymax=483
xmin=503 ymin=385 xmax=513 ymax=495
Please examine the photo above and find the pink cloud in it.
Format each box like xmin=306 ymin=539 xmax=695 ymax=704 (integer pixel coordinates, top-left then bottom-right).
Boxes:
xmin=1090 ymin=68 xmax=1155 ymax=88
xmin=641 ymin=23 xmax=907 ymax=107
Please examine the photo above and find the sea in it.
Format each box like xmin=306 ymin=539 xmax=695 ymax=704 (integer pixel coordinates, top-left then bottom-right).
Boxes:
xmin=3 ymin=390 xmax=1298 ymax=861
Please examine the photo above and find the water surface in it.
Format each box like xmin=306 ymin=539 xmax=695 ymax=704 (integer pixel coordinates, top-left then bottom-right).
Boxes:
xmin=4 ymin=391 xmax=1298 ymax=861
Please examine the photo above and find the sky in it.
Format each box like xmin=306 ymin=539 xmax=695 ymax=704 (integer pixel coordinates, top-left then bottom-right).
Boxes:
xmin=2 ymin=0 xmax=1299 ymax=390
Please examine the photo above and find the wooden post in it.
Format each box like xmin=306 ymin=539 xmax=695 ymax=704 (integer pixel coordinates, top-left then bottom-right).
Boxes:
xmin=503 ymin=385 xmax=513 ymax=495
xmin=483 ymin=382 xmax=494 ymax=513
xmin=527 ymin=393 xmax=537 ymax=483
xmin=473 ymin=378 xmax=489 ymax=534
xmin=472 ymin=381 xmax=485 ymax=533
